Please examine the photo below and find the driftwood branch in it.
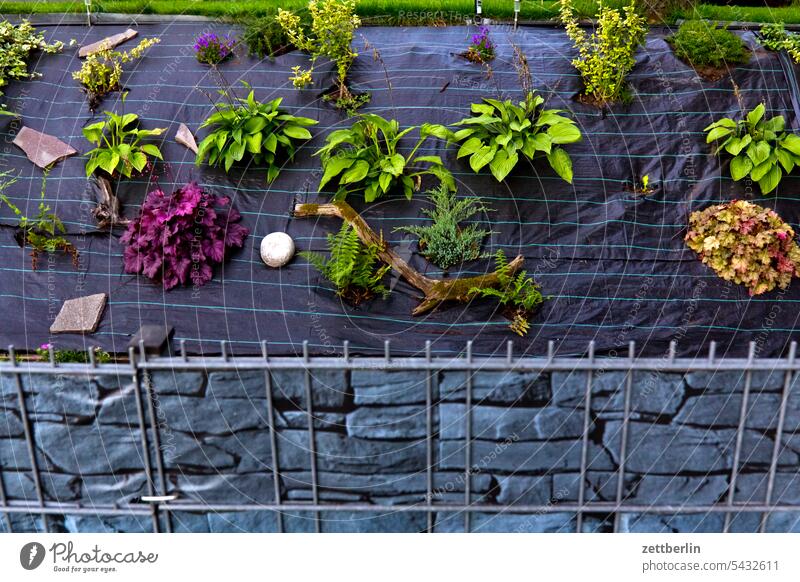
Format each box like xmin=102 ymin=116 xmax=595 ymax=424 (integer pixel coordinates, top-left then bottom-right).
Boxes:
xmin=91 ymin=175 xmax=129 ymax=230
xmin=293 ymin=200 xmax=524 ymax=315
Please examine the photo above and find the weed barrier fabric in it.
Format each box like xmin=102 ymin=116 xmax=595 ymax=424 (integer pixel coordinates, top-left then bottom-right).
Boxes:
xmin=1 ymin=22 xmax=800 ymax=357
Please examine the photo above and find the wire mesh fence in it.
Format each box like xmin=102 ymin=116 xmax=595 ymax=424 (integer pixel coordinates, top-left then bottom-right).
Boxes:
xmin=0 ymin=339 xmax=798 ymax=533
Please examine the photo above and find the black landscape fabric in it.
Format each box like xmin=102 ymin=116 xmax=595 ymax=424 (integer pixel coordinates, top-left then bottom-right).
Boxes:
xmin=1 ymin=22 xmax=800 ymax=357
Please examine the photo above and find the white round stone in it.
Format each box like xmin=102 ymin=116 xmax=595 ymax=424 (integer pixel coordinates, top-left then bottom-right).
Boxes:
xmin=260 ymin=232 xmax=295 ymax=268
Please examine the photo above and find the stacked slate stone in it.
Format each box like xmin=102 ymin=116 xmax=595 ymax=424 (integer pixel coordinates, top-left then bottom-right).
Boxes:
xmin=1 ymin=368 xmax=799 ymax=533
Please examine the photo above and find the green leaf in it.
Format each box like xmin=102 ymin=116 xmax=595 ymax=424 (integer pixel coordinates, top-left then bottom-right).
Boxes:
xmin=453 ymin=128 xmax=475 ymax=141
xmin=283 ymin=125 xmax=312 ymax=140
xmin=319 ymin=156 xmax=355 ymax=189
xmin=245 ymin=132 xmax=262 ymax=154
xmin=750 ymin=160 xmax=775 ymax=182
xmin=730 ymin=155 xmax=753 ymax=181
xmin=414 ymin=155 xmax=443 ymax=165
xmin=378 ymin=172 xmax=392 ymax=192
xmin=757 ymin=165 xmax=782 ymax=194
xmin=139 ymin=144 xmax=162 ymax=159
xmin=264 ymin=132 xmax=278 ymax=153
xmin=130 ymin=152 xmax=147 ymax=173
xmin=340 ymin=160 xmax=370 ymax=184
xmin=100 ymin=152 xmax=119 ymax=175
xmin=706 ymin=126 xmax=733 ymax=143
xmin=469 ymin=145 xmax=497 ymax=172
xmin=547 ymin=148 xmax=573 ymax=183
xmin=781 ymin=133 xmax=800 ymax=155
xmin=457 ymin=137 xmax=483 ymax=159
xmin=747 ymin=141 xmax=771 ymax=166
xmin=244 ymin=117 xmax=268 ymax=134
xmin=703 ymin=118 xmax=737 ymax=131
xmin=420 ymin=123 xmax=452 ymax=141
xmin=383 ymin=153 xmax=405 ymax=176
xmin=489 ymin=149 xmax=519 ymax=182
xmin=471 ymin=103 xmax=495 ymax=115
xmin=546 ymin=123 xmax=582 ymax=144
xmin=747 ymin=103 xmax=765 ymax=127
xmin=777 ymin=149 xmax=795 ymax=173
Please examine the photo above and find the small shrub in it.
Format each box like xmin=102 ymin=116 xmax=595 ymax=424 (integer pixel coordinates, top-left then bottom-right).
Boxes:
xmin=685 ymin=200 xmax=800 ymax=296
xmin=83 ymin=107 xmax=165 ymax=178
xmin=704 ymin=103 xmax=800 ymax=195
xmin=469 ymin=250 xmax=544 ymax=336
xmin=243 ymin=11 xmax=307 ymax=59
xmin=196 ymin=87 xmax=317 ymax=181
xmin=464 ymin=26 xmax=495 ymax=64
xmin=0 ymin=170 xmax=78 ymax=271
xmin=277 ymin=0 xmax=366 ymax=112
xmin=121 ymin=182 xmax=249 ymax=290
xmin=316 ymin=113 xmax=454 ymax=202
xmin=301 ymin=222 xmax=390 ymax=304
xmin=445 ymin=91 xmax=581 ymax=183
xmin=560 ymin=0 xmax=647 ymax=105
xmin=36 ymin=343 xmax=112 ymax=363
xmin=761 ymin=23 xmax=800 ymax=64
xmin=394 ymin=184 xmax=492 ymax=270
xmin=0 ymin=19 xmax=64 ymax=113
xmin=667 ymin=20 xmax=748 ymax=71
xmin=194 ymin=32 xmax=236 ymax=65
xmin=72 ymin=37 xmax=160 ymax=109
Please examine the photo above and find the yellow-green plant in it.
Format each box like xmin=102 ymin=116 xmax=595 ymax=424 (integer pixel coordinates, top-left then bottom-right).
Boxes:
xmin=0 ymin=19 xmax=64 ymax=114
xmin=686 ymin=200 xmax=800 ymax=296
xmin=276 ymin=0 xmax=366 ymax=112
xmin=559 ymin=0 xmax=647 ymax=105
xmin=72 ymin=37 xmax=160 ymax=109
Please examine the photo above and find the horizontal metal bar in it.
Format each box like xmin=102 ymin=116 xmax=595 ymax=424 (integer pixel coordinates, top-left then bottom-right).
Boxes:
xmin=2 ymin=500 xmax=800 ymax=516
xmin=3 ymin=357 xmax=800 ymax=374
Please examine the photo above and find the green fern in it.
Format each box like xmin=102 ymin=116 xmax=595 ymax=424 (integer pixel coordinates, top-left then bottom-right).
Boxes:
xmin=301 ymin=223 xmax=390 ymax=303
xmin=395 ymin=185 xmax=492 ymax=269
xmin=469 ymin=250 xmax=544 ymax=336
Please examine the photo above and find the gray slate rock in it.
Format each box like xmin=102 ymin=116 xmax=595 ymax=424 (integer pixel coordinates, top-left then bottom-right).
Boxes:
xmin=50 ymin=293 xmax=107 ymax=334
xmin=685 ymin=370 xmax=787 ymax=392
xmin=552 ymin=370 xmax=685 ymax=417
xmin=440 ymin=403 xmax=585 ymax=441
xmin=207 ymin=369 xmax=346 ymax=408
xmin=619 ymin=513 xmax=724 ymax=533
xmin=439 ymin=439 xmax=614 ymax=473
xmin=674 ymin=391 xmax=800 ymax=431
xmin=0 ymin=408 xmax=23 ymax=437
xmin=439 ymin=371 xmax=551 ymax=404
xmin=346 ymin=405 xmax=434 ymax=439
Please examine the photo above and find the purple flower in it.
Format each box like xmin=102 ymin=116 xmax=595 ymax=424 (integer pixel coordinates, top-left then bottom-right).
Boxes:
xmin=194 ymin=32 xmax=237 ymax=65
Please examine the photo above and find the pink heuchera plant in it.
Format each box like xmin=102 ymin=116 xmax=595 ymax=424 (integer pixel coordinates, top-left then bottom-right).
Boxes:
xmin=121 ymin=182 xmax=249 ymax=290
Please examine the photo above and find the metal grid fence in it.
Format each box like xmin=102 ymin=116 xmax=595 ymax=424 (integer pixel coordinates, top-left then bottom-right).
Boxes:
xmin=1 ymin=339 xmax=799 ymax=533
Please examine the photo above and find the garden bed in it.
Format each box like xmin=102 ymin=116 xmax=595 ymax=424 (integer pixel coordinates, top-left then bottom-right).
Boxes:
xmin=1 ymin=20 xmax=799 ymax=357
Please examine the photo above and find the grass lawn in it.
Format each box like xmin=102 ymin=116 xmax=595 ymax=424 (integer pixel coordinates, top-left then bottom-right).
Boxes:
xmin=0 ymin=0 xmax=800 ymax=24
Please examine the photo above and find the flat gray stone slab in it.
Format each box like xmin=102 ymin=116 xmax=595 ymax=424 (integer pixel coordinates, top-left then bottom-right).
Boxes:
xmin=50 ymin=293 xmax=107 ymax=334
xmin=79 ymin=29 xmax=138 ymax=58
xmin=175 ymin=123 xmax=198 ymax=154
xmin=13 ymin=126 xmax=78 ymax=169
xmin=128 ymin=324 xmax=173 ymax=354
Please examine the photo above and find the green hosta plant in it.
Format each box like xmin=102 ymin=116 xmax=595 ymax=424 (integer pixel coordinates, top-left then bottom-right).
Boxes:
xmin=301 ymin=222 xmax=390 ymax=304
xmin=560 ymin=0 xmax=647 ymax=105
xmin=446 ymin=92 xmax=581 ymax=183
xmin=316 ymin=114 xmax=454 ymax=202
xmin=83 ymin=108 xmax=165 ymax=178
xmin=394 ymin=184 xmax=492 ymax=269
xmin=704 ymin=103 xmax=800 ymax=195
xmin=686 ymin=200 xmax=800 ymax=296
xmin=196 ymin=88 xmax=317 ymax=181
xmin=469 ymin=250 xmax=544 ymax=336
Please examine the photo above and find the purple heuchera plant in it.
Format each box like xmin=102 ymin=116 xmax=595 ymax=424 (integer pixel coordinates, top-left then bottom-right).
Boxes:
xmin=194 ymin=32 xmax=236 ymax=65
xmin=121 ymin=182 xmax=249 ymax=290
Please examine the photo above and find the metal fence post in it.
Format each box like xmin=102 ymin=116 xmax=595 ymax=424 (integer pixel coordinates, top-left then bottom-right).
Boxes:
xmin=262 ymin=341 xmax=284 ymax=533
xmin=576 ymin=341 xmax=595 ymax=533
xmin=303 ymin=341 xmax=321 ymax=533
